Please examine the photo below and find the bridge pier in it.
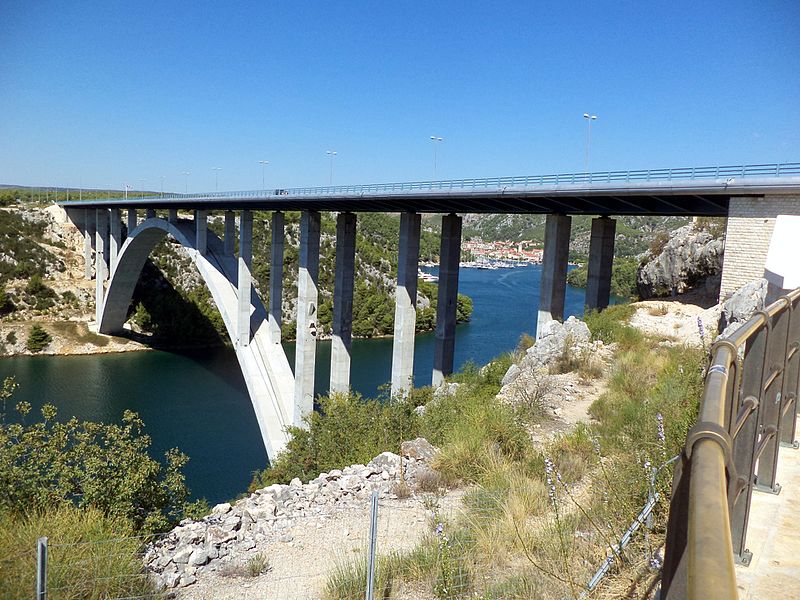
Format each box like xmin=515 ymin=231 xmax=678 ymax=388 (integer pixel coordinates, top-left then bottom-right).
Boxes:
xmin=391 ymin=212 xmax=421 ymax=396
xmin=109 ymin=208 xmax=122 ymax=274
xmin=195 ymin=210 xmax=207 ymax=255
xmin=585 ymin=216 xmax=616 ymax=311
xmin=84 ymin=209 xmax=95 ymax=280
xmin=294 ymin=210 xmax=321 ymax=426
xmin=330 ymin=212 xmax=357 ymax=394
xmin=145 ymin=208 xmax=155 ymax=219
xmin=433 ymin=213 xmax=462 ymax=387
xmin=168 ymin=208 xmax=178 ymax=224
xmin=224 ymin=211 xmax=236 ymax=255
xmin=237 ymin=211 xmax=254 ymax=346
xmin=537 ymin=214 xmax=571 ymax=338
xmin=95 ymin=209 xmax=109 ymax=325
xmin=269 ymin=212 xmax=285 ymax=344
xmin=127 ymin=208 xmax=137 ymax=235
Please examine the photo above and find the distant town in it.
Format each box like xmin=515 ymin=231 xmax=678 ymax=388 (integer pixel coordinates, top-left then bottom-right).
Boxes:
xmin=420 ymin=238 xmax=544 ymax=271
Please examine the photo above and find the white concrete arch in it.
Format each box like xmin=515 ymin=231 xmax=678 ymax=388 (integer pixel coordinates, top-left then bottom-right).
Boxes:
xmin=100 ymin=217 xmax=294 ymax=460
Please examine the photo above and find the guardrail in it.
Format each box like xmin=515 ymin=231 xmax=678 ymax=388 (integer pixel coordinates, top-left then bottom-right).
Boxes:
xmin=95 ymin=162 xmax=800 ymax=203
xmin=661 ymin=288 xmax=800 ymax=598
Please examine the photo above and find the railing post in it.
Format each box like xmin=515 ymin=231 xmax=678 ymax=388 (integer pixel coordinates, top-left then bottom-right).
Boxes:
xmin=36 ymin=536 xmax=47 ymax=600
xmin=756 ymin=309 xmax=790 ymax=494
xmin=365 ymin=491 xmax=379 ymax=600
xmin=779 ymin=298 xmax=800 ymax=447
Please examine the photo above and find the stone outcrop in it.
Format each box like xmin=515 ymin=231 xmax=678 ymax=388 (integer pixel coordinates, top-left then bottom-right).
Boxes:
xmin=145 ymin=441 xmax=439 ymax=590
xmin=637 ymin=224 xmax=724 ymax=299
xmin=717 ymin=278 xmax=768 ymax=339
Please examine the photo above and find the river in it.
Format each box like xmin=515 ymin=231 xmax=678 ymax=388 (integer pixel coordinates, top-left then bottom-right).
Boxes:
xmin=0 ymin=264 xmax=596 ymax=503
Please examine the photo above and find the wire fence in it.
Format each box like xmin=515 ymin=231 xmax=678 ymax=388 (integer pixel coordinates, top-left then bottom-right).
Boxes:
xmin=30 ymin=480 xmax=667 ymax=599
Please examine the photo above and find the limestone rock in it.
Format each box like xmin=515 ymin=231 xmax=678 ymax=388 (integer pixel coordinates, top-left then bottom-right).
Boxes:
xmin=400 ymin=437 xmax=437 ymax=461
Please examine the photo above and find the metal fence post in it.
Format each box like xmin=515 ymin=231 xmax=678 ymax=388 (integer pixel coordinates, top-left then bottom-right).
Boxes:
xmin=365 ymin=491 xmax=379 ymax=600
xmin=36 ymin=536 xmax=48 ymax=600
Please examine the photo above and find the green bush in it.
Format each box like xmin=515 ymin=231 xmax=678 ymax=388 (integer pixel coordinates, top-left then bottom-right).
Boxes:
xmin=0 ymin=505 xmax=157 ymax=600
xmin=583 ymin=304 xmax=638 ymax=346
xmin=0 ymin=287 xmax=15 ymax=316
xmin=25 ymin=324 xmax=52 ymax=352
xmin=0 ymin=383 xmax=193 ymax=533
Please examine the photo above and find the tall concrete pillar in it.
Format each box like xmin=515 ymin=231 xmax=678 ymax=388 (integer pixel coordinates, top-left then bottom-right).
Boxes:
xmin=268 ymin=211 xmax=285 ymax=344
xmin=536 ymin=214 xmax=571 ymax=338
xmin=145 ymin=208 xmax=156 ymax=219
xmin=195 ymin=210 xmax=207 ymax=255
xmin=95 ymin=209 xmax=109 ymax=324
xmin=109 ymin=208 xmax=121 ymax=274
xmin=330 ymin=212 xmax=357 ymax=394
xmin=127 ymin=208 xmax=137 ymax=236
xmin=432 ymin=214 xmax=462 ymax=387
xmin=224 ymin=210 xmax=236 ymax=255
xmin=294 ymin=211 xmax=321 ymax=426
xmin=585 ymin=217 xmax=617 ymax=311
xmin=84 ymin=209 xmax=95 ymax=280
xmin=168 ymin=208 xmax=178 ymax=224
xmin=391 ymin=212 xmax=421 ymax=396
xmin=237 ymin=210 xmax=253 ymax=346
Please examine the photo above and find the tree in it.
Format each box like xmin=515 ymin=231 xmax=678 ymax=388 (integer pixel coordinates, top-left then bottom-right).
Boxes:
xmin=0 ymin=378 xmax=197 ymax=533
xmin=25 ymin=324 xmax=52 ymax=352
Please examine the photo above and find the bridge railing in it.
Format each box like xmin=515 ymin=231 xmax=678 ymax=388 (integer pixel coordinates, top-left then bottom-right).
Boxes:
xmin=102 ymin=162 xmax=800 ymax=203
xmin=661 ymin=288 xmax=800 ymax=598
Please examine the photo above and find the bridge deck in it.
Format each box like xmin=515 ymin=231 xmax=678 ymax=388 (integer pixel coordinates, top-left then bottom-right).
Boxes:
xmin=735 ymin=416 xmax=800 ymax=598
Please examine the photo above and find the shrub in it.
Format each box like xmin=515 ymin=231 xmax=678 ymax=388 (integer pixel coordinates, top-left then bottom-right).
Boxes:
xmin=25 ymin=324 xmax=52 ymax=352
xmin=0 ymin=505 xmax=156 ymax=600
xmin=0 ymin=287 xmax=15 ymax=316
xmin=583 ymin=304 xmax=637 ymax=346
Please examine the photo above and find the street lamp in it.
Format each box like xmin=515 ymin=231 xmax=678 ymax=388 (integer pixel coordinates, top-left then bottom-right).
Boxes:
xmin=430 ymin=136 xmax=443 ymax=180
xmin=583 ymin=113 xmax=598 ymax=173
xmin=212 ymin=167 xmax=222 ymax=191
xmin=259 ymin=160 xmax=269 ymax=189
xmin=326 ymin=150 xmax=337 ymax=186
xmin=182 ymin=171 xmax=190 ymax=195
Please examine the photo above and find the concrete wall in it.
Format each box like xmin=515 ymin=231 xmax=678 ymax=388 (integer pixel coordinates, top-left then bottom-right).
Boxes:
xmin=720 ymin=195 xmax=800 ymax=299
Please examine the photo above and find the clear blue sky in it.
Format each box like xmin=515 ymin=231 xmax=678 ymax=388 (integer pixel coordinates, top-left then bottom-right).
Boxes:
xmin=1 ymin=1 xmax=798 ymax=192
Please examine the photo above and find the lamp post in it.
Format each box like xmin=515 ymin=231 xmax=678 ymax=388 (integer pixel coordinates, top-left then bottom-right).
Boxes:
xmin=326 ymin=150 xmax=337 ymax=186
xmin=259 ymin=160 xmax=269 ymax=189
xmin=430 ymin=136 xmax=443 ymax=180
xmin=583 ymin=113 xmax=598 ymax=173
xmin=182 ymin=171 xmax=190 ymax=195
xmin=212 ymin=167 xmax=222 ymax=191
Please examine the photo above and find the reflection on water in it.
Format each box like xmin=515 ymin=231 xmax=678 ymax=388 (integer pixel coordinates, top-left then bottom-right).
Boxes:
xmin=0 ymin=265 xmax=599 ymax=503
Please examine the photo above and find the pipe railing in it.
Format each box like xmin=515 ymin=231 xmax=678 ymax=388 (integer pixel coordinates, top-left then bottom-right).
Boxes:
xmin=662 ymin=288 xmax=800 ymax=598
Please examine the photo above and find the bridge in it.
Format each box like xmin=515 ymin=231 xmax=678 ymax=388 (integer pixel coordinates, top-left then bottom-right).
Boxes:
xmin=59 ymin=161 xmax=800 ymax=462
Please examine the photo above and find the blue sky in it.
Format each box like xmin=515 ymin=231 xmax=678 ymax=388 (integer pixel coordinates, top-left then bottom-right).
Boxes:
xmin=1 ymin=1 xmax=798 ymax=192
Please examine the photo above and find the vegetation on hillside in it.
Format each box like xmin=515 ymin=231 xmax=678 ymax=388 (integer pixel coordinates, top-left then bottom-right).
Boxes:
xmin=565 ymin=256 xmax=640 ymax=299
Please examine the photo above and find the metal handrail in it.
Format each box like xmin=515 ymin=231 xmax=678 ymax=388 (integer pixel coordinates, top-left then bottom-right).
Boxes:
xmin=84 ymin=162 xmax=800 ymax=203
xmin=662 ymin=288 xmax=800 ymax=598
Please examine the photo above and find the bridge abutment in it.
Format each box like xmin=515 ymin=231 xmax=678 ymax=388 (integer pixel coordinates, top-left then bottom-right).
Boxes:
xmin=391 ymin=212 xmax=421 ymax=396
xmin=269 ymin=211 xmax=285 ymax=344
xmin=294 ymin=210 xmax=321 ymax=426
xmin=433 ymin=213 xmax=462 ymax=387
xmin=585 ymin=216 xmax=616 ymax=311
xmin=537 ymin=214 xmax=571 ymax=337
xmin=330 ymin=212 xmax=357 ymax=394
xmin=237 ymin=210 xmax=253 ymax=347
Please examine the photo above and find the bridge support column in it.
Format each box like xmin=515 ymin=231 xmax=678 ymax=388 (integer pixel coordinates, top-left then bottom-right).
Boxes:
xmin=168 ymin=208 xmax=178 ymax=224
xmin=145 ymin=208 xmax=156 ymax=219
xmin=433 ymin=213 xmax=462 ymax=387
xmin=127 ymin=209 xmax=137 ymax=235
xmin=109 ymin=208 xmax=121 ymax=275
xmin=294 ymin=211 xmax=321 ymax=426
xmin=195 ymin=210 xmax=207 ymax=255
xmin=391 ymin=212 xmax=421 ymax=396
xmin=536 ymin=214 xmax=571 ymax=338
xmin=585 ymin=216 xmax=616 ymax=311
xmin=95 ymin=209 xmax=109 ymax=325
xmin=269 ymin=211 xmax=284 ymax=344
xmin=84 ymin=209 xmax=95 ymax=280
xmin=237 ymin=211 xmax=253 ymax=346
xmin=224 ymin=211 xmax=236 ymax=255
xmin=330 ymin=212 xmax=357 ymax=394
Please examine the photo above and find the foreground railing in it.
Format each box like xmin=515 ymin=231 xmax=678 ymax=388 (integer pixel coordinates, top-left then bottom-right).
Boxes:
xmin=662 ymin=288 xmax=800 ymax=598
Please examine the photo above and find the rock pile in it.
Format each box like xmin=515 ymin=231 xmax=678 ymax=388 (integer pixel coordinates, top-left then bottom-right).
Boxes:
xmin=717 ymin=278 xmax=767 ymax=339
xmin=145 ymin=441 xmax=439 ymax=590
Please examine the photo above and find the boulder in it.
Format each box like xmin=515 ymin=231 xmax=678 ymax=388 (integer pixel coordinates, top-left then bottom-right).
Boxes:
xmin=525 ymin=316 xmax=590 ymax=368
xmin=400 ymin=438 xmax=437 ymax=461
xmin=718 ymin=278 xmax=768 ymax=339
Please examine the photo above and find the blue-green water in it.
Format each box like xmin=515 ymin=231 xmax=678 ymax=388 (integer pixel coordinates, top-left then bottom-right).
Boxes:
xmin=0 ymin=265 xmax=595 ymax=503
